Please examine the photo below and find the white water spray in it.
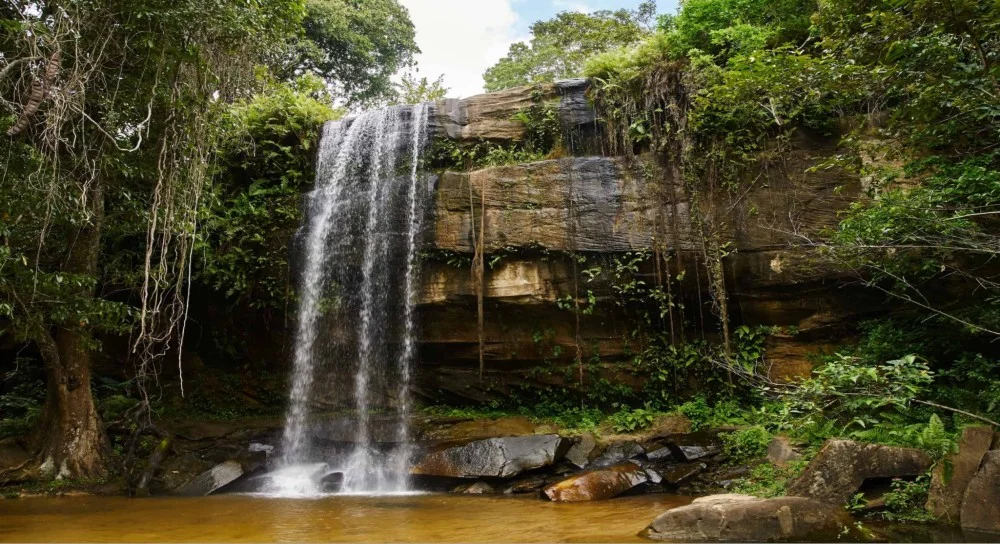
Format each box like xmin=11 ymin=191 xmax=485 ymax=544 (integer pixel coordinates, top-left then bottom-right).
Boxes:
xmin=270 ymin=104 xmax=431 ymax=496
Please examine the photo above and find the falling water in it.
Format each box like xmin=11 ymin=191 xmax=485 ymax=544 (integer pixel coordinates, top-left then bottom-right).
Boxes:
xmin=270 ymin=104 xmax=431 ymax=496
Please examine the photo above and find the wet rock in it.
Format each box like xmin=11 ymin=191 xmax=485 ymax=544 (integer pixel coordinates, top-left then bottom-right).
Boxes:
xmin=592 ymin=441 xmax=645 ymax=467
xmin=644 ymin=468 xmax=664 ymax=485
xmin=643 ymin=494 xmax=846 ymax=542
xmin=175 ymin=460 xmax=244 ymax=496
xmin=320 ymin=472 xmax=344 ymax=493
xmin=543 ymin=461 xmax=648 ymax=502
xmin=787 ymin=439 xmax=932 ymax=505
xmin=411 ymin=434 xmax=570 ymax=479
xmin=663 ymin=462 xmax=707 ymax=486
xmin=564 ymin=433 xmax=597 ymax=469
xmin=766 ymin=435 xmax=802 ymax=467
xmin=504 ymin=475 xmax=549 ymax=494
xmin=645 ymin=447 xmax=674 ymax=462
xmin=927 ymin=426 xmax=994 ymax=523
xmin=662 ymin=431 xmax=722 ymax=462
xmin=454 ymin=481 xmax=496 ymax=494
xmin=961 ymin=450 xmax=1000 ymax=534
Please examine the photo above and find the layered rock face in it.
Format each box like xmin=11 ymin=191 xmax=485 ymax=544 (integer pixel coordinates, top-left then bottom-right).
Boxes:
xmin=411 ymin=80 xmax=873 ymax=402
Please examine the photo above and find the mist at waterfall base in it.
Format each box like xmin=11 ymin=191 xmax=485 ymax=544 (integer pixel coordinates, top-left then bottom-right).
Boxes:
xmin=265 ymin=104 xmax=431 ymax=497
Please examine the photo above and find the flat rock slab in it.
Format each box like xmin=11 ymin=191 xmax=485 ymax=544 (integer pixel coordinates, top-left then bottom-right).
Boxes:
xmin=564 ymin=433 xmax=597 ymax=469
xmin=961 ymin=450 xmax=1000 ymax=534
xmin=643 ymin=494 xmax=847 ymax=542
xmin=544 ymin=461 xmax=648 ymax=502
xmin=927 ymin=426 xmax=994 ymax=523
xmin=175 ymin=460 xmax=243 ymax=496
xmin=412 ymin=434 xmax=569 ymax=479
xmin=663 ymin=462 xmax=707 ymax=486
xmin=787 ymin=439 xmax=931 ymax=505
xmin=592 ymin=441 xmax=645 ymax=467
xmin=662 ymin=432 xmax=722 ymax=462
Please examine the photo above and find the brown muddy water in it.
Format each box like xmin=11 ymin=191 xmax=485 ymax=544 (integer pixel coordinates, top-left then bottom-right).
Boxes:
xmin=0 ymin=493 xmax=693 ymax=542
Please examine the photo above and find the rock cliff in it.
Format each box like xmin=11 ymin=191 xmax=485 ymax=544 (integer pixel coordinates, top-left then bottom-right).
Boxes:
xmin=412 ymin=80 xmax=880 ymax=403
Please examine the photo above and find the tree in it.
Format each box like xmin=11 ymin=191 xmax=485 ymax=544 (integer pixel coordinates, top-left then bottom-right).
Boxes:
xmin=282 ymin=0 xmax=420 ymax=106
xmin=393 ymin=72 xmax=449 ymax=105
xmin=483 ymin=1 xmax=656 ymax=92
xmin=0 ymin=0 xmax=417 ymax=482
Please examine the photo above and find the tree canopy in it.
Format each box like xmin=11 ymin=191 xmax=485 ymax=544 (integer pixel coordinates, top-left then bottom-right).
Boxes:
xmin=482 ymin=1 xmax=656 ymax=92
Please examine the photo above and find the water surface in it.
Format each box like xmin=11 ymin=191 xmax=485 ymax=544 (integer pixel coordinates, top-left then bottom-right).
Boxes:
xmin=0 ymin=494 xmax=691 ymax=542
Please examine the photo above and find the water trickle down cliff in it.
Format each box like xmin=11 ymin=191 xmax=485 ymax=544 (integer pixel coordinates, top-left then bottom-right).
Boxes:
xmin=272 ymin=104 xmax=431 ymax=496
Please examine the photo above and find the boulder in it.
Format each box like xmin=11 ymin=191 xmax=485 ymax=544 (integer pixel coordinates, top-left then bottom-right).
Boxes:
xmin=927 ymin=426 xmax=994 ymax=523
xmin=454 ymin=481 xmax=496 ymax=494
xmin=961 ymin=450 xmax=1000 ymax=534
xmin=592 ymin=441 xmax=645 ymax=467
xmin=766 ymin=435 xmax=802 ymax=467
xmin=564 ymin=433 xmax=597 ymax=469
xmin=174 ymin=460 xmax=244 ymax=496
xmin=544 ymin=461 xmax=649 ymax=502
xmin=643 ymin=494 xmax=846 ymax=542
xmin=663 ymin=462 xmax=707 ymax=486
xmin=320 ymin=472 xmax=344 ymax=493
xmin=411 ymin=434 xmax=570 ymax=479
xmin=646 ymin=447 xmax=674 ymax=462
xmin=786 ymin=439 xmax=932 ymax=505
xmin=504 ymin=475 xmax=549 ymax=494
xmin=662 ymin=432 xmax=722 ymax=462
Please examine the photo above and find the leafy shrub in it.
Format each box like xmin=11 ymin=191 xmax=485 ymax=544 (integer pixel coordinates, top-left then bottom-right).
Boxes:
xmin=721 ymin=425 xmax=771 ymax=464
xmin=877 ymin=475 xmax=935 ymax=522
xmin=609 ymin=407 xmax=657 ymax=433
xmin=730 ymin=460 xmax=808 ymax=498
xmin=677 ymin=396 xmax=748 ymax=431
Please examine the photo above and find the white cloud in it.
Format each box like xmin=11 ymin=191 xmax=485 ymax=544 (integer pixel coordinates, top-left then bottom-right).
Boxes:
xmin=398 ymin=0 xmax=527 ymax=98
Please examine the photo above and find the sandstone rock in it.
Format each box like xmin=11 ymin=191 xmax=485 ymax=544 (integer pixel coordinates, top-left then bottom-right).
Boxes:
xmin=766 ymin=435 xmax=802 ymax=467
xmin=643 ymin=494 xmax=846 ymax=542
xmin=543 ymin=461 xmax=648 ymax=502
xmin=992 ymin=432 xmax=1000 ymax=450
xmin=927 ymin=426 xmax=994 ymax=523
xmin=175 ymin=460 xmax=244 ymax=496
xmin=961 ymin=450 xmax=1000 ymax=534
xmin=662 ymin=432 xmax=722 ymax=462
xmin=564 ymin=433 xmax=597 ymax=469
xmin=411 ymin=434 xmax=570 ymax=479
xmin=786 ymin=439 xmax=932 ymax=505
xmin=663 ymin=462 xmax=707 ymax=486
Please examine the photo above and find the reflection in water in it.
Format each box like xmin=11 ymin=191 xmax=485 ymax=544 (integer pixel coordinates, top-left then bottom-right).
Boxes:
xmin=0 ymin=494 xmax=692 ymax=543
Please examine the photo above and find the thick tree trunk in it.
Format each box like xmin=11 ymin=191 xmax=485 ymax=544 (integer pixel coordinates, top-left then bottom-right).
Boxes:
xmin=33 ymin=183 xmax=109 ymax=480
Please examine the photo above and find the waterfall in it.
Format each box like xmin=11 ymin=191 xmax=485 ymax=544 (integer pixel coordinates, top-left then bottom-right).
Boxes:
xmin=270 ymin=104 xmax=431 ymax=496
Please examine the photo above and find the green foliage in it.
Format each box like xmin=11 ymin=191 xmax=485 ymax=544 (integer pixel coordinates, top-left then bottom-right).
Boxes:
xmin=609 ymin=407 xmax=658 ymax=433
xmin=877 ymin=475 xmax=936 ymax=523
xmin=394 ymin=72 xmax=449 ymax=105
xmin=199 ymin=77 xmax=342 ymax=310
xmin=677 ymin=396 xmax=749 ymax=431
xmin=280 ymin=0 xmax=419 ymax=106
xmin=720 ymin=425 xmax=771 ymax=464
xmin=0 ymin=366 xmax=45 ymax=439
xmin=730 ymin=459 xmax=809 ymax=498
xmin=483 ymin=1 xmax=656 ymax=91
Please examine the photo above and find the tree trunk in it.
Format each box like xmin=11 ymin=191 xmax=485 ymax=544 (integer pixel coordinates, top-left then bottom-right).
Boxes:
xmin=33 ymin=183 xmax=109 ymax=480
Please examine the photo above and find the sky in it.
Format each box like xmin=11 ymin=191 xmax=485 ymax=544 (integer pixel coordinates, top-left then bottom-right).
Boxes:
xmin=397 ymin=0 xmax=680 ymax=99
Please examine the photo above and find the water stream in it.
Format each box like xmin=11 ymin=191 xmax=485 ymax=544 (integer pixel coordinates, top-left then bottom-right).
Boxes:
xmin=271 ymin=104 xmax=431 ymax=496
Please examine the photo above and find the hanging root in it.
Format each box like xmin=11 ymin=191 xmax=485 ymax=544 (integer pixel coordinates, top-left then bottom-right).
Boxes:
xmin=7 ymin=49 xmax=60 ymax=137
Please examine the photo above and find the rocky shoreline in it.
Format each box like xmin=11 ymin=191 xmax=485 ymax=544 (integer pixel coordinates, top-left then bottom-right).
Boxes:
xmin=7 ymin=415 xmax=994 ymax=542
